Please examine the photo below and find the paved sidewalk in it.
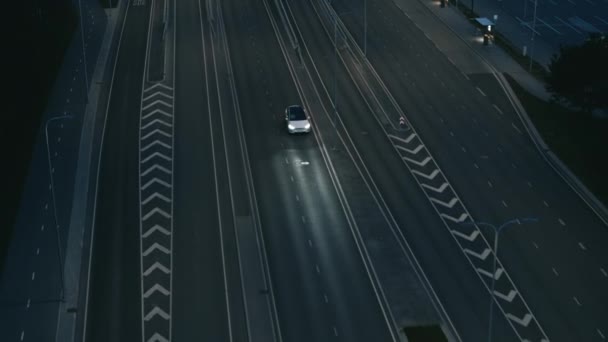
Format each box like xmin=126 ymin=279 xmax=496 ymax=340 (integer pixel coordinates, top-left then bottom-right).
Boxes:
xmin=399 ymin=0 xmax=553 ymax=101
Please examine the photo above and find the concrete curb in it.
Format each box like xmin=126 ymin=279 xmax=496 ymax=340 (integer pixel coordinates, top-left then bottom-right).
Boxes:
xmin=55 ymin=3 xmax=125 ymax=342
xmin=405 ymin=0 xmax=608 ymax=227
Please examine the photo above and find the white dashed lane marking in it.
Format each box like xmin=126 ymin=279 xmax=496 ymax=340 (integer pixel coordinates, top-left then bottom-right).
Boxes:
xmin=600 ymin=268 xmax=607 ymax=277
xmin=559 ymin=218 xmax=566 ymax=226
xmin=598 ymin=328 xmax=605 ymax=339
xmin=493 ymin=104 xmax=503 ymax=115
xmin=552 ymin=268 xmax=559 ymax=276
xmin=578 ymin=242 xmax=587 ymax=251
xmin=573 ymin=297 xmax=582 ymax=306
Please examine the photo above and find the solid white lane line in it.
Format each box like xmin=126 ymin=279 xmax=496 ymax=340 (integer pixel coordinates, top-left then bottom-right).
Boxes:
xmin=552 ymin=268 xmax=559 ymax=276
xmin=559 ymin=218 xmax=566 ymax=226
xmin=573 ymin=296 xmax=581 ymax=306
xmin=579 ymin=242 xmax=587 ymax=250
xmin=476 ymin=87 xmax=486 ymax=96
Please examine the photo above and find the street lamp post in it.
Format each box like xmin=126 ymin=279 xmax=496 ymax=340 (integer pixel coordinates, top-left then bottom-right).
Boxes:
xmin=45 ymin=114 xmax=74 ymax=301
xmin=463 ymin=217 xmax=539 ymax=342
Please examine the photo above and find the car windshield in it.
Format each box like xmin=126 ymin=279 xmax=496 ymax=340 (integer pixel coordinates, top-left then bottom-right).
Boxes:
xmin=288 ymin=106 xmax=306 ymax=120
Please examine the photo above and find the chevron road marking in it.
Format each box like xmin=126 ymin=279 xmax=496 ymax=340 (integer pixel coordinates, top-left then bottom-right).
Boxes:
xmin=143 ymin=108 xmax=173 ymax=120
xmin=144 ymin=307 xmax=170 ymax=321
xmin=143 ymin=225 xmax=171 ymax=238
xmin=421 ymin=181 xmax=448 ymax=193
xmin=403 ymin=155 xmax=432 ymax=167
xmin=145 ymin=82 xmax=173 ymax=92
xmin=142 ymin=128 xmax=172 ymax=140
xmin=141 ymin=140 xmax=172 ymax=152
xmin=142 ymin=192 xmax=172 ymax=205
xmin=143 ymin=91 xmax=173 ymax=102
xmin=494 ymin=289 xmax=517 ymax=302
xmin=143 ymin=242 xmax=170 ymax=256
xmin=147 ymin=333 xmax=170 ymax=342
xmin=412 ymin=169 xmax=440 ymax=181
xmin=142 ymin=118 xmax=172 ymax=130
xmin=478 ymin=267 xmax=504 ymax=280
xmin=464 ymin=247 xmax=491 ymax=261
xmin=143 ymin=99 xmax=172 ymax=111
xmin=142 ymin=164 xmax=172 ymax=177
xmin=452 ymin=229 xmax=480 ymax=242
xmin=143 ymin=262 xmax=171 ymax=276
xmin=142 ymin=152 xmax=172 ymax=164
xmin=142 ymin=178 xmax=172 ymax=190
xmin=506 ymin=313 xmax=533 ymax=327
xmin=396 ymin=144 xmax=424 ymax=154
xmin=143 ymin=208 xmax=171 ymax=221
xmin=430 ymin=197 xmax=458 ymax=208
xmin=388 ymin=133 xmax=416 ymax=144
xmin=144 ymin=284 xmax=170 ymax=298
xmin=440 ymin=212 xmax=468 ymax=223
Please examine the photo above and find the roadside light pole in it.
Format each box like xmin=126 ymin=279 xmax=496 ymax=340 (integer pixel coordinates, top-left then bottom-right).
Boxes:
xmin=45 ymin=114 xmax=74 ymax=301
xmin=463 ymin=217 xmax=539 ymax=342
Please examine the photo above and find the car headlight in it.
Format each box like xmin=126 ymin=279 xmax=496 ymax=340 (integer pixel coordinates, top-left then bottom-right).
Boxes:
xmin=304 ymin=123 xmax=311 ymax=129
xmin=288 ymin=124 xmax=295 ymax=130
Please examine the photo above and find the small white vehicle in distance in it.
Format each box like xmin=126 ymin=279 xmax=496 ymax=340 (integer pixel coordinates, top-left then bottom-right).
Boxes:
xmin=285 ymin=105 xmax=311 ymax=134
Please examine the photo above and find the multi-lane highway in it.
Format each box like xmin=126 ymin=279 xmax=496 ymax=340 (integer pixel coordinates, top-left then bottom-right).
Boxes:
xmin=77 ymin=0 xmax=607 ymax=341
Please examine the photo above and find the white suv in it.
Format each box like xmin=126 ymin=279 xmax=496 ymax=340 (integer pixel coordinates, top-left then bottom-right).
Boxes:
xmin=285 ymin=105 xmax=311 ymax=134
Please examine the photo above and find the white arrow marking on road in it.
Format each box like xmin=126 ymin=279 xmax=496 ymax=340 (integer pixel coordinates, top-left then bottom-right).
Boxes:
xmin=143 ymin=262 xmax=171 ymax=276
xmin=388 ymin=133 xmax=416 ymax=144
xmin=412 ymin=169 xmax=440 ymax=181
xmin=430 ymin=197 xmax=458 ymax=208
xmin=141 ymin=140 xmax=172 ymax=152
xmin=440 ymin=212 xmax=469 ymax=223
xmin=144 ymin=284 xmax=170 ymax=298
xmin=144 ymin=306 xmax=170 ymax=321
xmin=142 ymin=192 xmax=172 ymax=205
xmin=142 ymin=128 xmax=171 ymax=141
xmin=142 ymin=108 xmax=173 ymax=120
xmin=143 ymin=90 xmax=173 ymax=102
xmin=143 ymin=242 xmax=170 ymax=256
xmin=143 ymin=208 xmax=171 ymax=221
xmin=506 ymin=313 xmax=533 ymax=327
xmin=143 ymin=225 xmax=171 ymax=238
xmin=452 ymin=229 xmax=480 ymax=242
xmin=147 ymin=333 xmax=170 ymax=342
xmin=145 ymin=82 xmax=173 ymax=93
xmin=464 ymin=247 xmax=491 ymax=261
xmin=478 ymin=267 xmax=504 ymax=280
xmin=142 ymin=118 xmax=172 ymax=130
xmin=494 ymin=289 xmax=517 ymax=302
xmin=142 ymin=178 xmax=172 ymax=190
xmin=403 ymin=156 xmax=432 ymax=167
xmin=142 ymin=164 xmax=172 ymax=177
xmin=142 ymin=99 xmax=172 ymax=111
xmin=141 ymin=151 xmax=172 ymax=164
xmin=422 ymin=182 xmax=449 ymax=193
